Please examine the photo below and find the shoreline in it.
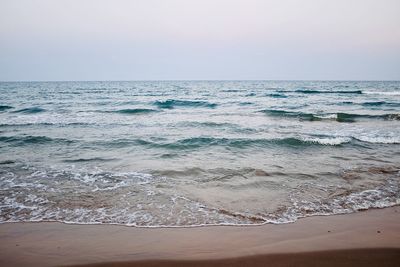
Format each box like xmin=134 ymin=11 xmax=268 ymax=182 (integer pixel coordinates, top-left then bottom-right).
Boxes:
xmin=0 ymin=206 xmax=399 ymax=267
xmin=1 ymin=204 xmax=399 ymax=229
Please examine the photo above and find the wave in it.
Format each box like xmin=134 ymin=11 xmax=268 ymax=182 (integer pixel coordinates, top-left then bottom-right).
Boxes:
xmin=362 ymin=101 xmax=386 ymax=106
xmin=154 ymin=99 xmax=217 ymax=109
xmin=276 ymin=89 xmax=400 ymax=96
xmin=238 ymin=101 xmax=254 ymax=106
xmin=277 ymin=89 xmax=363 ymax=94
xmin=361 ymin=101 xmax=400 ymax=107
xmin=99 ymin=136 xmax=350 ymax=150
xmin=113 ymin=108 xmax=159 ymax=114
xmin=0 ymin=105 xmax=13 ymax=111
xmin=12 ymin=107 xmax=46 ymax=114
xmin=301 ymin=136 xmax=352 ymax=145
xmin=131 ymin=136 xmax=351 ymax=150
xmin=0 ymin=122 xmax=98 ymax=128
xmin=0 ymin=135 xmax=74 ymax=145
xmin=266 ymin=93 xmax=288 ymax=98
xmin=335 ymin=112 xmax=400 ymax=122
xmin=221 ymin=89 xmax=241 ymax=93
xmin=2 ymin=134 xmax=395 ymax=150
xmin=178 ymin=121 xmax=238 ymax=128
xmin=100 ymin=134 xmax=400 ymax=149
xmin=341 ymin=101 xmax=354 ymax=105
xmin=0 ymin=160 xmax=15 ymax=165
xmin=1 ymin=164 xmax=398 ymax=227
xmin=264 ymin=176 xmax=400 ymax=224
xmin=260 ymin=109 xmax=400 ymax=122
xmin=63 ymin=157 xmax=116 ymax=163
xmin=353 ymin=136 xmax=400 ymax=144
xmin=260 ymin=110 xmax=320 ymax=121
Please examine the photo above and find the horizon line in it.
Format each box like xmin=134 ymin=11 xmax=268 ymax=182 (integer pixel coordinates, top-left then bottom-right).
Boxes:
xmin=1 ymin=79 xmax=400 ymax=83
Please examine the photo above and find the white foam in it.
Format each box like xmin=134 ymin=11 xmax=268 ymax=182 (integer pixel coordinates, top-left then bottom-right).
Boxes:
xmin=1 ymin=164 xmax=399 ymax=228
xmin=363 ymin=91 xmax=400 ymax=96
xmin=315 ymin=114 xmax=338 ymax=120
xmin=302 ymin=136 xmax=351 ymax=145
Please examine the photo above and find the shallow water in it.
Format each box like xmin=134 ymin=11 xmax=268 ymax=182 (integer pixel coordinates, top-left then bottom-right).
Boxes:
xmin=0 ymin=81 xmax=399 ymax=226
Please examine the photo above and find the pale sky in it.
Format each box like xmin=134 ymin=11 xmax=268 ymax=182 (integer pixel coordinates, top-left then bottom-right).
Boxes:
xmin=0 ymin=0 xmax=399 ymax=81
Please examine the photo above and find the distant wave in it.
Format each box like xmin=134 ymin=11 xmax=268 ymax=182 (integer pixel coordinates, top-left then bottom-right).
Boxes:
xmin=362 ymin=101 xmax=387 ymax=106
xmin=154 ymin=99 xmax=217 ymax=109
xmin=335 ymin=113 xmax=400 ymax=122
xmin=261 ymin=110 xmax=318 ymax=121
xmin=0 ymin=105 xmax=13 ymax=111
xmin=245 ymin=93 xmax=256 ymax=97
xmin=361 ymin=101 xmax=400 ymax=107
xmin=290 ymin=89 xmax=400 ymax=96
xmin=238 ymin=101 xmax=254 ymax=106
xmin=0 ymin=135 xmax=73 ymax=145
xmin=260 ymin=109 xmax=400 ymax=122
xmin=277 ymin=89 xmax=363 ymax=94
xmin=63 ymin=157 xmax=116 ymax=163
xmin=301 ymin=89 xmax=363 ymax=94
xmin=266 ymin=93 xmax=288 ymax=98
xmin=361 ymin=101 xmax=387 ymax=107
xmin=0 ymin=160 xmax=15 ymax=165
xmin=178 ymin=121 xmax=239 ymax=128
xmin=221 ymin=89 xmax=241 ymax=93
xmin=12 ymin=107 xmax=46 ymax=114
xmin=274 ymin=89 xmax=400 ymax=96
xmin=113 ymin=108 xmax=159 ymax=114
xmin=0 ymin=122 xmax=96 ymax=127
xmin=339 ymin=101 xmax=400 ymax=107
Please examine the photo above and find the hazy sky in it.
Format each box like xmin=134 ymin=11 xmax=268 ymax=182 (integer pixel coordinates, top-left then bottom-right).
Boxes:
xmin=0 ymin=0 xmax=399 ymax=81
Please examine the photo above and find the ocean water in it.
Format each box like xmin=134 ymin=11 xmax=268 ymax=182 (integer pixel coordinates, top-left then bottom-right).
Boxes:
xmin=0 ymin=80 xmax=399 ymax=227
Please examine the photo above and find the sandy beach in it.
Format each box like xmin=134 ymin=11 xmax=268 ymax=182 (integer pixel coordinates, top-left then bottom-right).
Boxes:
xmin=0 ymin=206 xmax=399 ymax=267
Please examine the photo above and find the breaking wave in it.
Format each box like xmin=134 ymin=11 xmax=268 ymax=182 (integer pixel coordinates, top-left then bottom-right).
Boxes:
xmin=0 ymin=164 xmax=398 ymax=227
xmin=261 ymin=109 xmax=400 ymax=122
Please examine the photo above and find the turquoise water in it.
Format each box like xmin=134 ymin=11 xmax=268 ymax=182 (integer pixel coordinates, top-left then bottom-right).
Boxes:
xmin=0 ymin=81 xmax=399 ymax=226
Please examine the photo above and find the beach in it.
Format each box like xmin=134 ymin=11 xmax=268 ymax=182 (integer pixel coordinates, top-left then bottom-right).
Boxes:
xmin=1 ymin=0 xmax=400 ymax=266
xmin=1 ymin=206 xmax=399 ymax=267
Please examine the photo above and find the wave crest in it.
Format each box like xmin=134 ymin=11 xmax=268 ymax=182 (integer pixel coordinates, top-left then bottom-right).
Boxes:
xmin=13 ymin=107 xmax=46 ymax=114
xmin=136 ymin=136 xmax=350 ymax=150
xmin=0 ymin=135 xmax=73 ymax=145
xmin=0 ymin=105 xmax=13 ymax=111
xmin=114 ymin=108 xmax=158 ymax=114
xmin=154 ymin=99 xmax=217 ymax=109
xmin=261 ymin=109 xmax=400 ymax=122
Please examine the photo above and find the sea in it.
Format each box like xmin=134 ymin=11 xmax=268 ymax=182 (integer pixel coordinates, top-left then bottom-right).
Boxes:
xmin=0 ymin=80 xmax=399 ymax=227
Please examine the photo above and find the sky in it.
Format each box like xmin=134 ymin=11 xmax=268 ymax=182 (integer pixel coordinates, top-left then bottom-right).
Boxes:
xmin=0 ymin=0 xmax=399 ymax=81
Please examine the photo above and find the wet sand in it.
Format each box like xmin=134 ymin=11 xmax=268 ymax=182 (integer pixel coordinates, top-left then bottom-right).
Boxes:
xmin=0 ymin=206 xmax=399 ymax=267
